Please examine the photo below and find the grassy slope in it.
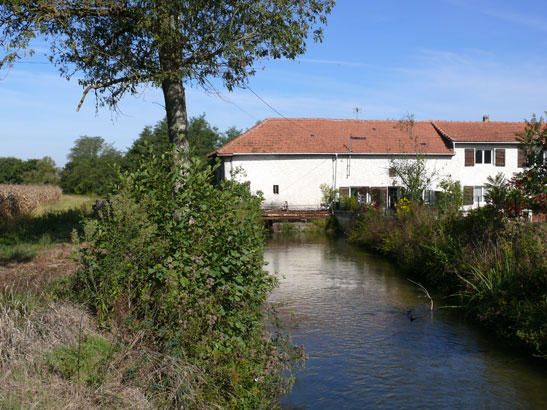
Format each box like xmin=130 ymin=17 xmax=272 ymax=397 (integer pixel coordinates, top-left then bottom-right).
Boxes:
xmin=0 ymin=195 xmax=204 ymax=409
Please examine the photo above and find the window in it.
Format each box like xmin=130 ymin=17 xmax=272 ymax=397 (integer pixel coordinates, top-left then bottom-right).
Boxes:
xmin=518 ymin=148 xmax=526 ymax=168
xmin=474 ymin=149 xmax=492 ymax=164
xmin=273 ymin=185 xmax=279 ymax=194
xmin=388 ymin=167 xmax=396 ymax=177
xmin=463 ymin=186 xmax=473 ymax=205
xmin=474 ymin=186 xmax=483 ymax=203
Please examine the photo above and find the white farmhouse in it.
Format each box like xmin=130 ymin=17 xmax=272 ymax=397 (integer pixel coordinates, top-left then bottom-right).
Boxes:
xmin=210 ymin=118 xmax=526 ymax=210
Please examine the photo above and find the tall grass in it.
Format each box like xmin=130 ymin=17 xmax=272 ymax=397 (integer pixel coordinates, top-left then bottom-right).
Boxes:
xmin=348 ymin=204 xmax=547 ymax=359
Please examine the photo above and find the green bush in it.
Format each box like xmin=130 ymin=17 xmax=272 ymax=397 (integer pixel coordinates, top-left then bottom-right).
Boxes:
xmin=348 ymin=202 xmax=547 ymax=359
xmin=72 ymin=150 xmax=302 ymax=407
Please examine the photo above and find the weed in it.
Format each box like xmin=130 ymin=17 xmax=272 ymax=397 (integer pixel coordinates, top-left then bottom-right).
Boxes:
xmin=45 ymin=335 xmax=113 ymax=386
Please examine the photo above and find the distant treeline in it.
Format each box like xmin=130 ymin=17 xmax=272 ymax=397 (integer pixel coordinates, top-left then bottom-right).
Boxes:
xmin=1 ymin=114 xmax=241 ymax=195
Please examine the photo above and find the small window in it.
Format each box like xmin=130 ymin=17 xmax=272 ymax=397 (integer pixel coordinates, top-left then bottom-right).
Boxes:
xmin=474 ymin=149 xmax=491 ymax=164
xmin=463 ymin=186 xmax=473 ymax=205
xmin=474 ymin=186 xmax=483 ymax=203
xmin=273 ymin=185 xmax=279 ymax=194
xmin=518 ymin=148 xmax=526 ymax=168
xmin=388 ymin=167 xmax=396 ymax=177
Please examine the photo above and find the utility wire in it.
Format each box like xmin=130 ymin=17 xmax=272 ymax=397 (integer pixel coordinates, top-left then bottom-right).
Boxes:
xmin=244 ymin=84 xmax=324 ymax=138
xmin=204 ymin=78 xmax=259 ymax=123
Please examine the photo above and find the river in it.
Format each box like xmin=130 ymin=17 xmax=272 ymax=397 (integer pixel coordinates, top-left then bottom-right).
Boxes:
xmin=266 ymin=234 xmax=547 ymax=410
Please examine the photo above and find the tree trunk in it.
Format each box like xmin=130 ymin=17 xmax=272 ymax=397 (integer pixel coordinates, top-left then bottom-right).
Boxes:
xmin=162 ymin=77 xmax=189 ymax=166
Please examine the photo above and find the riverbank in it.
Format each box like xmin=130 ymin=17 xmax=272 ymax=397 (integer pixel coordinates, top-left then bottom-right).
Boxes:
xmin=346 ymin=204 xmax=547 ymax=360
xmin=1 ymin=160 xmax=301 ymax=408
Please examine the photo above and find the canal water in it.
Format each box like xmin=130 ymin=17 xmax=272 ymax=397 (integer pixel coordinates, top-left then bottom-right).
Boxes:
xmin=266 ymin=234 xmax=547 ymax=410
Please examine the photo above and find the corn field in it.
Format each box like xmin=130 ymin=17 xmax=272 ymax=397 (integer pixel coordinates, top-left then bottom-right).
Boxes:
xmin=0 ymin=185 xmax=61 ymax=218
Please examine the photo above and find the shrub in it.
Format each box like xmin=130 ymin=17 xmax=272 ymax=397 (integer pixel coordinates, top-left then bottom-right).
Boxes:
xmin=72 ymin=150 xmax=302 ymax=407
xmin=348 ymin=199 xmax=547 ymax=358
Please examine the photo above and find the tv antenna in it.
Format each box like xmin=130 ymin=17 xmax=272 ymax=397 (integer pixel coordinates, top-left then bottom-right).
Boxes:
xmin=353 ymin=107 xmax=363 ymax=120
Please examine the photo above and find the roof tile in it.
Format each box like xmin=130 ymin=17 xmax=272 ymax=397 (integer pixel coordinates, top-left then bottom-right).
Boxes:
xmin=213 ymin=118 xmax=525 ymax=156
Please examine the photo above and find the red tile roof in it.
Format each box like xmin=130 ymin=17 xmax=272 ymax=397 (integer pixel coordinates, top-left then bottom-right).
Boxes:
xmin=213 ymin=118 xmax=454 ymax=156
xmin=212 ymin=118 xmax=526 ymax=156
xmin=432 ymin=121 xmax=525 ymax=143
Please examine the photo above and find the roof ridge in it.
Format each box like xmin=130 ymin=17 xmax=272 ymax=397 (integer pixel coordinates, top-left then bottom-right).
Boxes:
xmin=433 ymin=120 xmax=525 ymax=124
xmin=430 ymin=121 xmax=453 ymax=141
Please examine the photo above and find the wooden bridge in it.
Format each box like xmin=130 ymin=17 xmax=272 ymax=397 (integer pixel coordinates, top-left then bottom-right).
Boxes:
xmin=262 ymin=209 xmax=330 ymax=222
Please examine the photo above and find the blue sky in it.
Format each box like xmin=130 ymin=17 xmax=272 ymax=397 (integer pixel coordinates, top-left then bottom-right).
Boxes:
xmin=1 ymin=0 xmax=546 ymax=167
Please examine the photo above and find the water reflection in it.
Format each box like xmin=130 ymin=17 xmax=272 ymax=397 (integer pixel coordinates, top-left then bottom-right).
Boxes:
xmin=266 ymin=234 xmax=547 ymax=410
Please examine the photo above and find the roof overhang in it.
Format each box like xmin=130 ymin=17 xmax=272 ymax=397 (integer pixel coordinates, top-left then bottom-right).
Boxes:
xmin=216 ymin=151 xmax=455 ymax=157
xmin=453 ymin=141 xmax=520 ymax=145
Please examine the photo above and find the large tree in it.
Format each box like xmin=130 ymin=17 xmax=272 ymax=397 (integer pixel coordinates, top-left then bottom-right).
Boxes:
xmin=1 ymin=0 xmax=334 ymax=163
xmin=60 ymin=135 xmax=123 ymax=194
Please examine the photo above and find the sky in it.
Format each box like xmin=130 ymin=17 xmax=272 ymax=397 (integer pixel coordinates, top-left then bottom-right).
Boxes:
xmin=1 ymin=0 xmax=546 ymax=167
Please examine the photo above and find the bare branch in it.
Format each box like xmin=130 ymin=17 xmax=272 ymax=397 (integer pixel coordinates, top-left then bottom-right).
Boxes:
xmin=408 ymin=278 xmax=434 ymax=311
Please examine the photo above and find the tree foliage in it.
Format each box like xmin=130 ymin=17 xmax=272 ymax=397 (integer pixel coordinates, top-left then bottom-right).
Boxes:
xmin=1 ymin=0 xmax=334 ymax=158
xmin=514 ymin=112 xmax=547 ymax=214
xmin=124 ymin=114 xmax=242 ymax=171
xmin=389 ymin=115 xmax=435 ymax=202
xmin=60 ymin=136 xmax=123 ymax=194
xmin=0 ymin=156 xmax=59 ymax=185
xmin=73 ymin=151 xmax=303 ymax=406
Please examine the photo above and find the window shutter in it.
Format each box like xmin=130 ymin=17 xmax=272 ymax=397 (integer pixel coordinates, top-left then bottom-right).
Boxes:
xmin=465 ymin=149 xmax=474 ymax=166
xmin=518 ymin=148 xmax=526 ymax=168
xmin=495 ymin=149 xmax=506 ymax=167
xmin=463 ymin=186 xmax=473 ymax=205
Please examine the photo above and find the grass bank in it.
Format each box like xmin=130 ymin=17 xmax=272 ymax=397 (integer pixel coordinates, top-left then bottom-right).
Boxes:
xmin=347 ymin=204 xmax=547 ymax=359
xmin=1 ymin=157 xmax=302 ymax=409
xmin=0 ymin=194 xmax=95 ymax=263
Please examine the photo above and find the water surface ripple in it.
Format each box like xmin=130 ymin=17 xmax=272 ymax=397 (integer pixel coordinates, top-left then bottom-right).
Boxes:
xmin=266 ymin=235 xmax=547 ymax=410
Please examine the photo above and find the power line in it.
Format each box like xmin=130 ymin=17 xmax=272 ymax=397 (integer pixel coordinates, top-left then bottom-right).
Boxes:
xmin=10 ymin=61 xmax=50 ymax=64
xmin=204 ymin=78 xmax=259 ymax=123
xmin=244 ymin=84 xmax=321 ymax=137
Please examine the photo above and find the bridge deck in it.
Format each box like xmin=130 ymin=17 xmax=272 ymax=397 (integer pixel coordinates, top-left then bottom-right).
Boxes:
xmin=262 ymin=210 xmax=330 ymax=221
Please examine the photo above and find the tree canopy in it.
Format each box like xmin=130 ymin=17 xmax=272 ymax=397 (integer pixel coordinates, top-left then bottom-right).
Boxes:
xmin=514 ymin=113 xmax=547 ymax=214
xmin=1 ymin=0 xmax=334 ymax=160
xmin=124 ymin=114 xmax=242 ymax=171
xmin=0 ymin=156 xmax=59 ymax=185
xmin=60 ymin=136 xmax=123 ymax=194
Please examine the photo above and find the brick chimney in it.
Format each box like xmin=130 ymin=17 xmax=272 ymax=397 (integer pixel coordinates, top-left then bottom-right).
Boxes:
xmin=482 ymin=115 xmax=489 ymax=122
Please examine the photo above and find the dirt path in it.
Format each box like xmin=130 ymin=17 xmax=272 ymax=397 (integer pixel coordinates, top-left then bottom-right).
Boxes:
xmin=0 ymin=244 xmax=78 ymax=291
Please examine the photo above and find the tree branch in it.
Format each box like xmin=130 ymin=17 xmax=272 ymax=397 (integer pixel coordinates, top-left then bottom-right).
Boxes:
xmin=76 ymin=76 xmax=138 ymax=111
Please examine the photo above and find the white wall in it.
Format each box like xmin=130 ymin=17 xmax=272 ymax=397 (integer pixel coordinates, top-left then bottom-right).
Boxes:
xmin=222 ymin=145 xmax=524 ymax=209
xmin=225 ymin=155 xmax=333 ymax=209
xmin=444 ymin=143 xmax=522 ymax=186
